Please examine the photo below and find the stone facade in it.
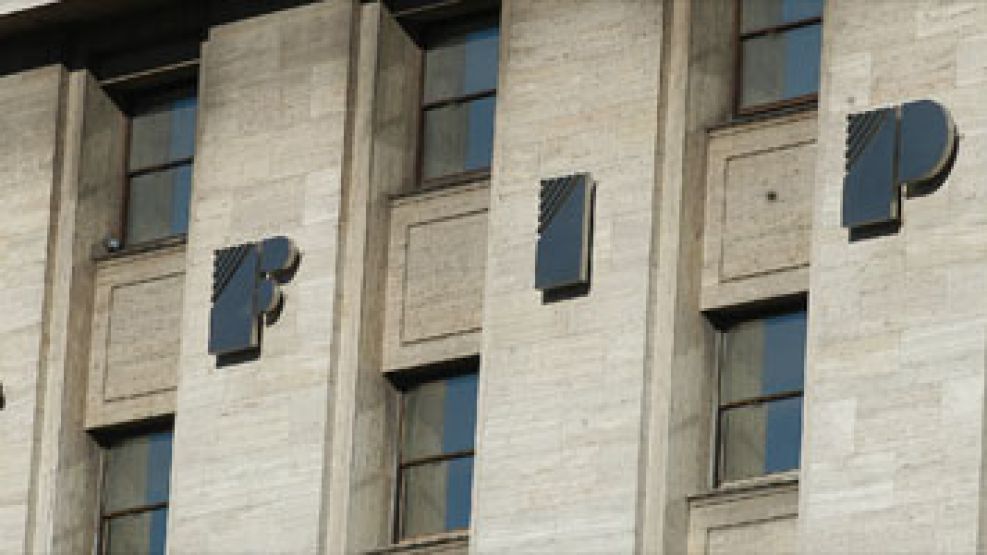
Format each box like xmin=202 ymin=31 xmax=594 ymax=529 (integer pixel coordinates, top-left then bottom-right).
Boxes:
xmin=0 ymin=0 xmax=985 ymax=553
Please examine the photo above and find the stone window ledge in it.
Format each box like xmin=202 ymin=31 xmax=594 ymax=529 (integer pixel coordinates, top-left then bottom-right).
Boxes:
xmin=366 ymin=531 xmax=469 ymax=554
xmin=690 ymin=470 xmax=799 ymax=507
xmin=93 ymin=234 xmax=187 ymax=264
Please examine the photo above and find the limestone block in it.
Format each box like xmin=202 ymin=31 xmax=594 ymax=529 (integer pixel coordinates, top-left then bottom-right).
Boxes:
xmin=702 ymin=111 xmax=816 ymax=310
xmin=383 ymin=182 xmax=488 ymax=372
xmin=85 ymin=246 xmax=184 ymax=429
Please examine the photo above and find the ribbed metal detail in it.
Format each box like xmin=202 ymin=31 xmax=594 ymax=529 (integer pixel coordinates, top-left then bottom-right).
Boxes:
xmin=212 ymin=244 xmax=251 ymax=302
xmin=538 ymin=175 xmax=577 ymax=234
xmin=846 ymin=109 xmax=889 ymax=171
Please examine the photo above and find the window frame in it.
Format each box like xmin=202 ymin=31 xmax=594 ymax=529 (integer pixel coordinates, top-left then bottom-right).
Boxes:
xmin=733 ymin=0 xmax=822 ymax=117
xmin=415 ymin=11 xmax=500 ymax=191
xmin=95 ymin=421 xmax=175 ymax=555
xmin=712 ymin=304 xmax=807 ymax=487
xmin=391 ymin=360 xmax=479 ymax=543
xmin=118 ymin=78 xmax=199 ymax=249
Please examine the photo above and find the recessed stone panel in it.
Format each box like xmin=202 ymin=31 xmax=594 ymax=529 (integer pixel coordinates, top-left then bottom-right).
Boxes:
xmin=702 ymin=112 xmax=817 ymax=309
xmin=87 ymin=246 xmax=185 ymax=429
xmin=384 ymin=182 xmax=488 ymax=371
xmin=104 ymin=273 xmax=183 ymax=401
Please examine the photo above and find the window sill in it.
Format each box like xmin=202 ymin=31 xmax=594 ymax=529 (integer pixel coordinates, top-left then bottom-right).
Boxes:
xmin=93 ymin=234 xmax=187 ymax=263
xmin=389 ymin=176 xmax=490 ymax=207
xmin=366 ymin=530 xmax=469 ymax=554
xmin=709 ymin=101 xmax=818 ymax=134
xmin=689 ymin=470 xmax=799 ymax=505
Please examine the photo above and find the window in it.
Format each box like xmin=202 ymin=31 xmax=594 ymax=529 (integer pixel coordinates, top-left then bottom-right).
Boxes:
xmin=397 ymin=370 xmax=478 ymax=541
xmin=716 ymin=308 xmax=806 ymax=484
xmin=99 ymin=428 xmax=173 ymax=555
xmin=124 ymin=84 xmax=197 ymax=246
xmin=736 ymin=0 xmax=822 ymax=114
xmin=420 ymin=15 xmax=499 ymax=186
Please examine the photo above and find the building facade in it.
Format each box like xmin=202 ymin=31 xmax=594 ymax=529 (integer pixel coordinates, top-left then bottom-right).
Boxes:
xmin=0 ymin=0 xmax=983 ymax=553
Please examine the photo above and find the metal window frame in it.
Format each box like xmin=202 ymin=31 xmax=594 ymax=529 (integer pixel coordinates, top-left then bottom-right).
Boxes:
xmin=95 ymin=421 xmax=175 ymax=555
xmin=391 ymin=363 xmax=479 ymax=543
xmin=733 ymin=0 xmax=822 ymax=116
xmin=711 ymin=306 xmax=807 ymax=487
xmin=415 ymin=12 xmax=500 ymax=191
xmin=115 ymin=76 xmax=199 ymax=249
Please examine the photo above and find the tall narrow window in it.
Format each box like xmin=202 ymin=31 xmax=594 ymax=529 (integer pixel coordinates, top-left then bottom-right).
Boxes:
xmin=737 ymin=0 xmax=822 ymax=114
xmin=99 ymin=428 xmax=174 ymax=555
xmin=717 ymin=309 xmax=806 ymax=484
xmin=125 ymin=85 xmax=197 ymax=246
xmin=397 ymin=370 xmax=478 ymax=540
xmin=420 ymin=16 xmax=499 ymax=186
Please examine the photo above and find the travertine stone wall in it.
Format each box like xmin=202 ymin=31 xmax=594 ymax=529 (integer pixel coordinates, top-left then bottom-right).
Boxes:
xmin=471 ymin=0 xmax=662 ymax=551
xmin=687 ymin=481 xmax=799 ymax=555
xmin=167 ymin=1 xmax=352 ymax=551
xmin=801 ymin=1 xmax=987 ymax=551
xmin=0 ymin=64 xmax=62 ymax=553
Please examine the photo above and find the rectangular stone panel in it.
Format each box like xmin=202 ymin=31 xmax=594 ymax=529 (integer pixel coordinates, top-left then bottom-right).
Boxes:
xmin=104 ymin=273 xmax=183 ymax=401
xmin=384 ymin=182 xmax=488 ymax=371
xmin=87 ymin=246 xmax=185 ymax=429
xmin=702 ymin=112 xmax=817 ymax=309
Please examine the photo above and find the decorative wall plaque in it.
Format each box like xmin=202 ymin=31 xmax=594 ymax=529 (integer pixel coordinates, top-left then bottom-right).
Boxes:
xmin=208 ymin=236 xmax=299 ymax=357
xmin=843 ymin=99 xmax=956 ymax=231
xmin=535 ymin=173 xmax=594 ymax=293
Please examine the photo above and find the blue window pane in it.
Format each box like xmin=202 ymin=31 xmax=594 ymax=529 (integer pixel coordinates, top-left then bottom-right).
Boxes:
xmin=402 ymin=373 xmax=479 ymax=460
xmin=127 ymin=163 xmax=193 ymax=244
xmin=719 ymin=398 xmax=802 ymax=482
xmin=400 ymin=457 xmax=474 ymax=539
xmin=424 ymin=24 xmax=499 ymax=103
xmin=129 ymin=92 xmax=197 ymax=170
xmin=422 ymin=96 xmax=496 ymax=180
xmin=442 ymin=373 xmax=479 ymax=454
xmin=721 ymin=310 xmax=806 ymax=404
xmin=104 ymin=430 xmax=174 ymax=513
xmin=740 ymin=23 xmax=821 ymax=109
xmin=105 ymin=508 xmax=168 ymax=555
xmin=741 ymin=0 xmax=823 ymax=33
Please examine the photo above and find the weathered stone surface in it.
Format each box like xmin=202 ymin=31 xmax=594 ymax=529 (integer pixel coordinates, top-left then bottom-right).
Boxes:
xmin=800 ymin=1 xmax=987 ymax=552
xmin=0 ymin=64 xmax=62 ymax=554
xmin=471 ymin=0 xmax=662 ymax=552
xmin=167 ymin=2 xmax=352 ymax=552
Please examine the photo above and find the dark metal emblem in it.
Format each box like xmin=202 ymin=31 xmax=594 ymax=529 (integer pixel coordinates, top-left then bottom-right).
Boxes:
xmin=535 ymin=173 xmax=594 ymax=294
xmin=843 ymin=99 xmax=957 ymax=231
xmin=208 ymin=236 xmax=299 ymax=357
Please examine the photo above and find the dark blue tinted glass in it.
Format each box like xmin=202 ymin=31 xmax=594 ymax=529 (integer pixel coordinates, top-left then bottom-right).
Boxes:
xmin=129 ymin=92 xmax=197 ymax=170
xmin=719 ymin=398 xmax=802 ymax=482
xmin=401 ymin=458 xmax=474 ymax=539
xmin=764 ymin=397 xmax=803 ymax=474
xmin=106 ymin=508 xmax=168 ymax=555
xmin=402 ymin=373 xmax=479 ymax=460
xmin=721 ymin=310 xmax=806 ymax=404
xmin=842 ymin=108 xmax=898 ymax=228
xmin=740 ymin=23 xmax=821 ymax=108
xmin=442 ymin=373 xmax=479 ymax=454
xmin=104 ymin=430 xmax=174 ymax=512
xmin=127 ymin=163 xmax=193 ymax=244
xmin=741 ymin=0 xmax=823 ymax=33
xmin=424 ymin=24 xmax=499 ymax=103
xmin=422 ymin=96 xmax=496 ymax=179
xmin=445 ymin=456 xmax=474 ymax=531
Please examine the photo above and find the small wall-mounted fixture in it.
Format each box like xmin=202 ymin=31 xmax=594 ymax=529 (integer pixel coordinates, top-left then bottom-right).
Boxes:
xmin=535 ymin=173 xmax=594 ymax=296
xmin=208 ymin=236 xmax=299 ymax=359
xmin=103 ymin=235 xmax=122 ymax=253
xmin=0 ymin=380 xmax=5 ymax=410
xmin=842 ymin=99 xmax=957 ymax=233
